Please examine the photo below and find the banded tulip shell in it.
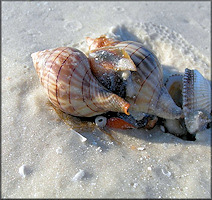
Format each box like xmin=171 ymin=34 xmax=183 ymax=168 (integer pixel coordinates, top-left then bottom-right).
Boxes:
xmin=115 ymin=41 xmax=183 ymax=119
xmin=31 ymin=47 xmax=130 ymax=117
xmin=86 ymin=36 xmax=183 ymax=120
xmin=88 ymin=38 xmax=182 ymax=119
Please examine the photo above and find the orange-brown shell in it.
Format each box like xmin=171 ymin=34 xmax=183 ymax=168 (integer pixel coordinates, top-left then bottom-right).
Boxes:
xmin=86 ymin=35 xmax=119 ymax=51
xmin=31 ymin=47 xmax=130 ymax=117
xmin=107 ymin=117 xmax=136 ymax=129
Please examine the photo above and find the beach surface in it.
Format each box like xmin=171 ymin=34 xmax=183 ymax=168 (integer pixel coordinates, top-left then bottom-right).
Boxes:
xmin=2 ymin=1 xmax=211 ymax=198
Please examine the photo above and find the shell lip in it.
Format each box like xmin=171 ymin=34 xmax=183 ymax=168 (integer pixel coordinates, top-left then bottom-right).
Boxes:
xmin=124 ymin=103 xmax=130 ymax=115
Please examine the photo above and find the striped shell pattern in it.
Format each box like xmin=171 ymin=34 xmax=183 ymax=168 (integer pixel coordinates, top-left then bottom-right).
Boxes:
xmin=115 ymin=41 xmax=182 ymax=119
xmin=31 ymin=47 xmax=130 ymax=117
xmin=32 ymin=36 xmax=182 ymax=120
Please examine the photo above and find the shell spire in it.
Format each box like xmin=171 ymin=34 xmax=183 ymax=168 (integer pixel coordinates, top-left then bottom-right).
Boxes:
xmin=31 ymin=47 xmax=130 ymax=117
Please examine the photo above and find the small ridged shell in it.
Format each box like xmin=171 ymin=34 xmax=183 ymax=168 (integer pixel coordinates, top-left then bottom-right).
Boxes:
xmin=164 ymin=70 xmax=211 ymax=135
xmin=115 ymin=41 xmax=182 ymax=119
xmin=31 ymin=47 xmax=130 ymax=117
xmin=182 ymin=68 xmax=211 ymax=133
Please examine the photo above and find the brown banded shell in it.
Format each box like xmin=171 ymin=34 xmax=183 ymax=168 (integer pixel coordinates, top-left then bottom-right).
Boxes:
xmin=114 ymin=41 xmax=182 ymax=119
xmin=31 ymin=47 xmax=130 ymax=117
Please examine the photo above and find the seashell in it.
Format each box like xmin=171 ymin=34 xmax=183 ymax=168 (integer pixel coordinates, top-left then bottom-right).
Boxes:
xmin=106 ymin=112 xmax=157 ymax=129
xmin=95 ymin=116 xmax=107 ymax=127
xmin=89 ymin=47 xmax=137 ymax=72
xmin=163 ymin=118 xmax=188 ymax=136
xmin=107 ymin=117 xmax=137 ymax=129
xmin=86 ymin=36 xmax=182 ymax=119
xmin=86 ymin=35 xmax=119 ymax=51
xmin=88 ymin=46 xmax=136 ymax=97
xmin=143 ymin=115 xmax=158 ymax=130
xmin=164 ymin=69 xmax=211 ymax=135
xmin=114 ymin=41 xmax=182 ymax=119
xmin=182 ymin=68 xmax=211 ymax=133
xmin=31 ymin=47 xmax=130 ymax=117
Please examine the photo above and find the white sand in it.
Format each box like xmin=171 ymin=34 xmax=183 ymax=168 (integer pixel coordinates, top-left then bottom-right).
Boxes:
xmin=2 ymin=1 xmax=211 ymax=198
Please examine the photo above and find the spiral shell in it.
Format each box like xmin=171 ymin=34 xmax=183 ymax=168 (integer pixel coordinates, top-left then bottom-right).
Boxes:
xmin=114 ymin=41 xmax=182 ymax=119
xmin=31 ymin=47 xmax=130 ymax=117
xmin=86 ymin=36 xmax=182 ymax=119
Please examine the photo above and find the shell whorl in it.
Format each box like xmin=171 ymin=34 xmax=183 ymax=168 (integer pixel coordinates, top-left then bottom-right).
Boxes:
xmin=31 ymin=47 xmax=130 ymax=117
xmin=115 ymin=41 xmax=182 ymax=119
